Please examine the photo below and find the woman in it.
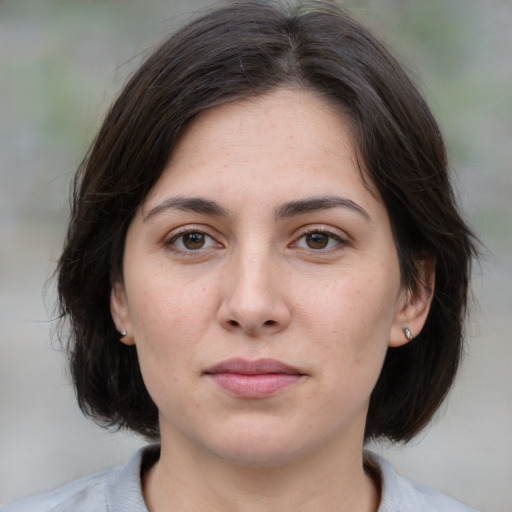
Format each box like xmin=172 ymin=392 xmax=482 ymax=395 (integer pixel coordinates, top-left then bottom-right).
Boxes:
xmin=6 ymin=1 xmax=478 ymax=511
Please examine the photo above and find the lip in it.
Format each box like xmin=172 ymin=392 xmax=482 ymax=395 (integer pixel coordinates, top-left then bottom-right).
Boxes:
xmin=204 ymin=358 xmax=305 ymax=398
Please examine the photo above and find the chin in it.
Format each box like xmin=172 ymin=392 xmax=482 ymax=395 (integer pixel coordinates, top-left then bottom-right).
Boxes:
xmin=216 ymin=444 xmax=300 ymax=468
xmin=205 ymin=422 xmax=310 ymax=468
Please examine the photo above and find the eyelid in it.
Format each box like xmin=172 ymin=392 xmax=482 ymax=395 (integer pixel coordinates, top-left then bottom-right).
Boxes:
xmin=295 ymin=224 xmax=348 ymax=240
xmin=162 ymin=225 xmax=223 ymax=252
xmin=290 ymin=225 xmax=349 ymax=250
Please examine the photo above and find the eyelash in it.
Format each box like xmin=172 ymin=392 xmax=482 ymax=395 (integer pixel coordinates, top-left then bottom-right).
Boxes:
xmin=164 ymin=225 xmax=347 ymax=256
xmin=164 ymin=228 xmax=220 ymax=254
xmin=292 ymin=228 xmax=346 ymax=252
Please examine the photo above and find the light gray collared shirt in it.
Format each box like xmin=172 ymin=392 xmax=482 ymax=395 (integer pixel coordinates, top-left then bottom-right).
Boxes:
xmin=4 ymin=445 xmax=478 ymax=511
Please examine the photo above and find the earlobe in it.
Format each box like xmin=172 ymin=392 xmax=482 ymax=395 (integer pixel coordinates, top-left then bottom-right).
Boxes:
xmin=110 ymin=281 xmax=135 ymax=346
xmin=389 ymin=259 xmax=435 ymax=348
xmin=402 ymin=327 xmax=413 ymax=342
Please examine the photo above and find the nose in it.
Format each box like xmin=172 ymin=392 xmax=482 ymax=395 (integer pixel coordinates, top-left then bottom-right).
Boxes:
xmin=217 ymin=247 xmax=291 ymax=337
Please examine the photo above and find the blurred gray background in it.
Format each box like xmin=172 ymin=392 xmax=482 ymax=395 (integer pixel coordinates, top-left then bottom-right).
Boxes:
xmin=1 ymin=0 xmax=511 ymax=510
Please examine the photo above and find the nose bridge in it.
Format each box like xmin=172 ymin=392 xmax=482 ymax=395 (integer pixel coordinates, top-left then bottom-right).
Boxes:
xmin=218 ymin=237 xmax=290 ymax=334
xmin=236 ymin=240 xmax=274 ymax=297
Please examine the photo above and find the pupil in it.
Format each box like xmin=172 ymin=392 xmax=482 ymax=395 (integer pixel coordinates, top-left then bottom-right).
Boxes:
xmin=307 ymin=233 xmax=328 ymax=249
xmin=184 ymin=233 xmax=205 ymax=249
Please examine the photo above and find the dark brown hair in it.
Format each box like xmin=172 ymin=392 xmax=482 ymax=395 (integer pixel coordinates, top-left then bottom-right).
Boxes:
xmin=57 ymin=0 xmax=477 ymax=442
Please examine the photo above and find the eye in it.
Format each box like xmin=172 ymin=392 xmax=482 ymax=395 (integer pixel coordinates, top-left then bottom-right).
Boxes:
xmin=294 ymin=230 xmax=343 ymax=250
xmin=166 ymin=230 xmax=218 ymax=251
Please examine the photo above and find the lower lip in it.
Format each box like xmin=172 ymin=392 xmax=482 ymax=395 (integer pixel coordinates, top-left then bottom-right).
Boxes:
xmin=208 ymin=373 xmax=302 ymax=398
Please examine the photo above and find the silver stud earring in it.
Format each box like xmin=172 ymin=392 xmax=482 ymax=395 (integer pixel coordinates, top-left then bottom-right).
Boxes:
xmin=120 ymin=330 xmax=127 ymax=337
xmin=403 ymin=327 xmax=413 ymax=341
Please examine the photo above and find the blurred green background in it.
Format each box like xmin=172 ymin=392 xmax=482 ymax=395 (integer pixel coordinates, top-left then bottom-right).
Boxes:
xmin=1 ymin=0 xmax=511 ymax=510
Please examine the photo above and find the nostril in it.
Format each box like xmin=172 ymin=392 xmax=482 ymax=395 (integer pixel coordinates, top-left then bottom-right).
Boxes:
xmin=264 ymin=320 xmax=276 ymax=326
xmin=228 ymin=320 xmax=239 ymax=327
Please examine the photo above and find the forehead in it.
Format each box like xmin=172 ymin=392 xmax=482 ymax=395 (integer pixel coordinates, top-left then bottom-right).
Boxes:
xmin=142 ymin=88 xmax=378 ymax=215
xmin=174 ymin=88 xmax=355 ymax=163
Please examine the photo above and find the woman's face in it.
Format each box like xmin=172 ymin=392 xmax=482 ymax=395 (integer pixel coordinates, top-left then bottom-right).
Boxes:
xmin=112 ymin=88 xmax=426 ymax=465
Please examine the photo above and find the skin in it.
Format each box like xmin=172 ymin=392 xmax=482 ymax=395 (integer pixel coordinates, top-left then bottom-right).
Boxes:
xmin=111 ymin=88 xmax=433 ymax=512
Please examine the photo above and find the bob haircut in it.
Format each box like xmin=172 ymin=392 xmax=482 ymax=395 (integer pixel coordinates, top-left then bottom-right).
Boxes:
xmin=57 ymin=0 xmax=477 ymax=443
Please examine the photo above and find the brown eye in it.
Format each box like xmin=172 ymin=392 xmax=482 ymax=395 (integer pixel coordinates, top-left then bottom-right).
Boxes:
xmin=305 ymin=233 xmax=330 ymax=249
xmin=167 ymin=231 xmax=217 ymax=251
xmin=294 ymin=230 xmax=343 ymax=251
xmin=182 ymin=232 xmax=206 ymax=250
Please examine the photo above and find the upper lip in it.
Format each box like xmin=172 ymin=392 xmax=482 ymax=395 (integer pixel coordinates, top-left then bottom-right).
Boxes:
xmin=204 ymin=358 xmax=303 ymax=375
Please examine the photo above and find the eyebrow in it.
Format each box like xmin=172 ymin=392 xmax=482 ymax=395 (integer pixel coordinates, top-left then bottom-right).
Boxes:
xmin=143 ymin=195 xmax=371 ymax=223
xmin=143 ymin=196 xmax=229 ymax=222
xmin=275 ymin=196 xmax=371 ymax=222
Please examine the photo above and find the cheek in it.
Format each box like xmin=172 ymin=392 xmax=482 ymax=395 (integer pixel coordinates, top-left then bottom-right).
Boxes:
xmin=293 ymin=267 xmax=400 ymax=376
xmin=298 ymin=271 xmax=398 ymax=335
xmin=124 ymin=275 xmax=216 ymax=411
xmin=125 ymin=269 xmax=217 ymax=361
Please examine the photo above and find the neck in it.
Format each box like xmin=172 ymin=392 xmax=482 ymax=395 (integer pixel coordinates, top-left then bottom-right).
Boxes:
xmin=143 ymin=432 xmax=380 ymax=512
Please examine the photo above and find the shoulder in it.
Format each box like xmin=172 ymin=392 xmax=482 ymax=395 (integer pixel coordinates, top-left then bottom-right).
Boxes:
xmin=365 ymin=451 xmax=479 ymax=512
xmin=2 ymin=469 xmax=111 ymax=512
xmin=3 ymin=445 xmax=158 ymax=512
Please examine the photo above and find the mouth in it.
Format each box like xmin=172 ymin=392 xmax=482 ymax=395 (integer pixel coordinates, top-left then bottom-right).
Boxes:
xmin=204 ymin=358 xmax=305 ymax=398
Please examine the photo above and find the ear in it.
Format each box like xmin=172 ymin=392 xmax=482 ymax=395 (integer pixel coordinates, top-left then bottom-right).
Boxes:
xmin=389 ymin=259 xmax=435 ymax=348
xmin=110 ymin=281 xmax=135 ymax=346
